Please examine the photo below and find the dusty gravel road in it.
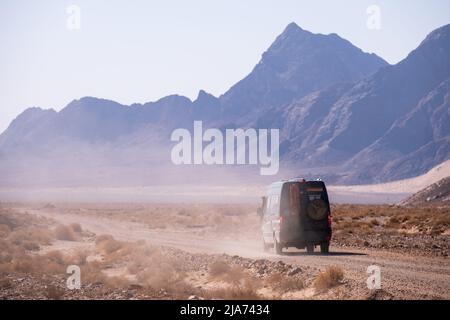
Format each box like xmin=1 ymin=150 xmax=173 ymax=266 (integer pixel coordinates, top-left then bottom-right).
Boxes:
xmin=23 ymin=207 xmax=450 ymax=299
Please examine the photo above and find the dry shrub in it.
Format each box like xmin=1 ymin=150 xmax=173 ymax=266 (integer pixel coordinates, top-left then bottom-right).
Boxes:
xmin=10 ymin=251 xmax=66 ymax=275
xmin=126 ymin=246 xmax=161 ymax=274
xmin=21 ymin=240 xmax=40 ymax=251
xmin=45 ymin=285 xmax=65 ymax=300
xmin=221 ymin=266 xmax=247 ymax=285
xmin=209 ymin=261 xmax=258 ymax=290
xmin=9 ymin=227 xmax=53 ymax=249
xmin=81 ymin=261 xmax=108 ymax=285
xmin=54 ymin=225 xmax=77 ymax=241
xmin=0 ymin=209 xmax=54 ymax=230
xmin=95 ymin=235 xmax=124 ymax=255
xmin=69 ymin=223 xmax=82 ymax=233
xmin=136 ymin=262 xmax=181 ymax=291
xmin=209 ymin=260 xmax=231 ymax=277
xmin=205 ymin=284 xmax=261 ymax=300
xmin=314 ymin=266 xmax=344 ymax=292
xmin=266 ymin=273 xmax=304 ymax=293
xmin=11 ymin=256 xmax=34 ymax=273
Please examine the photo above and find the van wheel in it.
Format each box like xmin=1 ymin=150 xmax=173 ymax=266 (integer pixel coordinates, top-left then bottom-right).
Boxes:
xmin=306 ymin=244 xmax=314 ymax=254
xmin=320 ymin=242 xmax=330 ymax=254
xmin=273 ymin=236 xmax=282 ymax=255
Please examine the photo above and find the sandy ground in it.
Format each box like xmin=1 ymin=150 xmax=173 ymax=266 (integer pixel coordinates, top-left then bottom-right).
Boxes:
xmin=12 ymin=205 xmax=450 ymax=300
xmin=331 ymin=160 xmax=450 ymax=194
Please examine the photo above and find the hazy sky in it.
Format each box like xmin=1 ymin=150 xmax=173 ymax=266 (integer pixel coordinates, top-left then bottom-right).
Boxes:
xmin=1 ymin=0 xmax=450 ymax=133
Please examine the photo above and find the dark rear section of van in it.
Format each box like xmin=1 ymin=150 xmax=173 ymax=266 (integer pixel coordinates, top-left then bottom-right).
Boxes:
xmin=279 ymin=180 xmax=331 ymax=253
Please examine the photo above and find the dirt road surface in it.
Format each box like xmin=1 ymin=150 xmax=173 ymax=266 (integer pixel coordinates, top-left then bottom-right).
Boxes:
xmin=19 ymin=206 xmax=450 ymax=300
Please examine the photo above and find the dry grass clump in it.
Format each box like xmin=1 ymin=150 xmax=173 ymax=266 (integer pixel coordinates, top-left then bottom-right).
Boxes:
xmin=126 ymin=245 xmax=190 ymax=294
xmin=266 ymin=273 xmax=305 ymax=293
xmin=69 ymin=223 xmax=82 ymax=233
xmin=4 ymin=250 xmax=68 ymax=275
xmin=204 ymin=284 xmax=261 ymax=300
xmin=8 ymin=227 xmax=53 ymax=251
xmin=0 ymin=208 xmax=88 ymax=279
xmin=205 ymin=260 xmax=262 ymax=299
xmin=313 ymin=266 xmax=344 ymax=292
xmin=80 ymin=260 xmax=109 ymax=285
xmin=0 ymin=208 xmax=199 ymax=295
xmin=209 ymin=260 xmax=231 ymax=277
xmin=208 ymin=260 xmax=250 ymax=286
xmin=95 ymin=234 xmax=125 ymax=255
xmin=45 ymin=285 xmax=65 ymax=300
xmin=0 ymin=208 xmax=55 ymax=252
xmin=92 ymin=236 xmax=194 ymax=295
xmin=136 ymin=263 xmax=184 ymax=291
xmin=54 ymin=225 xmax=77 ymax=241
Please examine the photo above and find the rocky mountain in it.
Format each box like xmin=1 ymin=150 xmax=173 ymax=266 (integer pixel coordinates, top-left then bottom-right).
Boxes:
xmin=276 ymin=24 xmax=450 ymax=183
xmin=1 ymin=23 xmax=449 ymax=187
xmin=219 ymin=23 xmax=387 ymax=124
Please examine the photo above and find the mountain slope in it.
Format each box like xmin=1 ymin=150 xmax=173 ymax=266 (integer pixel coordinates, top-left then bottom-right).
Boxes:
xmin=275 ymin=24 xmax=450 ymax=182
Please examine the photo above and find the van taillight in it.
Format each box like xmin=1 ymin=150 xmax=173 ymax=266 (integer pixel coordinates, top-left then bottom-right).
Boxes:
xmin=328 ymin=215 xmax=332 ymax=227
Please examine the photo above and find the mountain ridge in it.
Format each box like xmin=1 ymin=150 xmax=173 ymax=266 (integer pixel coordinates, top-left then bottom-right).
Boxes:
xmin=1 ymin=23 xmax=449 ymax=186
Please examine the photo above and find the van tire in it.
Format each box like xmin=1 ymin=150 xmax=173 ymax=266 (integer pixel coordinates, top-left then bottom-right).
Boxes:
xmin=273 ymin=236 xmax=282 ymax=255
xmin=306 ymin=244 xmax=314 ymax=254
xmin=320 ymin=242 xmax=330 ymax=254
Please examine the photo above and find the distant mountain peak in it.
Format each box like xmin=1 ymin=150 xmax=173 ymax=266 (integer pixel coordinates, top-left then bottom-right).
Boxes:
xmin=196 ymin=89 xmax=213 ymax=100
xmin=194 ymin=89 xmax=218 ymax=104
xmin=273 ymin=22 xmax=311 ymax=45
xmin=283 ymin=22 xmax=303 ymax=33
xmin=153 ymin=94 xmax=192 ymax=105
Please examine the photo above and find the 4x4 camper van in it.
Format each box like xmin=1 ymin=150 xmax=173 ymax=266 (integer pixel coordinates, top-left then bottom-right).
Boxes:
xmin=258 ymin=179 xmax=332 ymax=254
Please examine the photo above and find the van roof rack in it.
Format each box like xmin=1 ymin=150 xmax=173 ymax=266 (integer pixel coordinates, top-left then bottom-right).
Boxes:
xmin=289 ymin=177 xmax=306 ymax=182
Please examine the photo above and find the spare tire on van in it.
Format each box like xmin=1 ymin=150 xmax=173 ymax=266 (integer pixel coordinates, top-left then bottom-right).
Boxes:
xmin=307 ymin=199 xmax=328 ymax=220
